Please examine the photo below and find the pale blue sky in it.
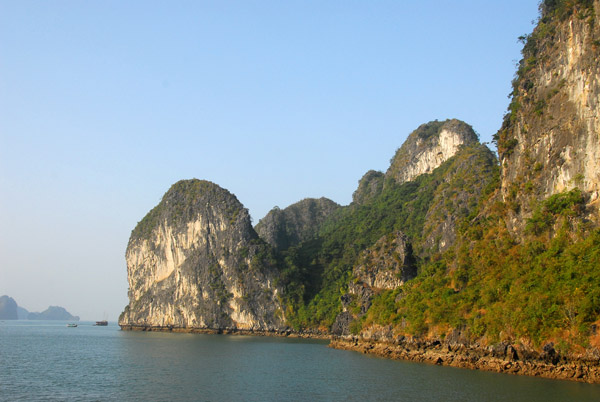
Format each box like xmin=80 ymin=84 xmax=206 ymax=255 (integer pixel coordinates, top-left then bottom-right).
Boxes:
xmin=0 ymin=1 xmax=540 ymax=320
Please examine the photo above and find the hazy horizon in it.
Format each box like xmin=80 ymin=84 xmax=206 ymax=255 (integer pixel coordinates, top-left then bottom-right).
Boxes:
xmin=1 ymin=1 xmax=540 ymax=321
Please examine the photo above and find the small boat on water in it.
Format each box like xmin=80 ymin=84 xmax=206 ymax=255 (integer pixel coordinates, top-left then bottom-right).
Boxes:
xmin=67 ymin=323 xmax=78 ymax=328
xmin=94 ymin=320 xmax=108 ymax=326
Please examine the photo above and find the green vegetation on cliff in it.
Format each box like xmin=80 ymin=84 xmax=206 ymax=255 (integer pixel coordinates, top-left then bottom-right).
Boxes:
xmin=278 ymin=143 xmax=498 ymax=330
xmin=362 ymin=189 xmax=600 ymax=352
xmin=131 ymin=179 xmax=247 ymax=242
xmin=346 ymin=0 xmax=600 ymax=353
xmin=255 ymin=198 xmax=340 ymax=251
xmin=541 ymin=0 xmax=595 ymax=20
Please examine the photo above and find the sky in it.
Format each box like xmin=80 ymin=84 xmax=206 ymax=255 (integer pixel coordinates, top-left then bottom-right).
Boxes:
xmin=0 ymin=1 xmax=541 ymax=321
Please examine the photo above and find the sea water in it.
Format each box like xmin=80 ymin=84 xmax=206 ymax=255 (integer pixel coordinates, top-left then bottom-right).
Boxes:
xmin=1 ymin=321 xmax=599 ymax=401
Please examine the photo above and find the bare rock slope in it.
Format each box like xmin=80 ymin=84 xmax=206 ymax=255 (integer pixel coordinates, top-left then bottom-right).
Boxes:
xmin=497 ymin=0 xmax=600 ymax=232
xmin=119 ymin=179 xmax=285 ymax=331
xmin=386 ymin=119 xmax=479 ymax=186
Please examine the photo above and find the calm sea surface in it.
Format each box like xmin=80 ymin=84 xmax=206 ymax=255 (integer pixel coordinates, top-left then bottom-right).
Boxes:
xmin=1 ymin=321 xmax=599 ymax=401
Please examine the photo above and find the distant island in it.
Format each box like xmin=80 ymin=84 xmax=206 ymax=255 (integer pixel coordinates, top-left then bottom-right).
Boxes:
xmin=28 ymin=306 xmax=80 ymax=321
xmin=0 ymin=295 xmax=79 ymax=321
xmin=0 ymin=296 xmax=18 ymax=319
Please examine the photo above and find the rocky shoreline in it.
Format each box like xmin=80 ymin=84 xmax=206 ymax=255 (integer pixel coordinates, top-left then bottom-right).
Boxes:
xmin=118 ymin=324 xmax=331 ymax=339
xmin=329 ymin=337 xmax=600 ymax=384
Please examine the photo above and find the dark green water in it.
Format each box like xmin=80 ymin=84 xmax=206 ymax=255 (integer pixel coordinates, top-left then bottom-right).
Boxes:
xmin=1 ymin=321 xmax=599 ymax=401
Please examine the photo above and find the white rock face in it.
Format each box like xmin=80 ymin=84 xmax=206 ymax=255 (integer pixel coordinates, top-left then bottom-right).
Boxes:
xmin=552 ymin=18 xmax=600 ymax=202
xmin=398 ymin=129 xmax=469 ymax=184
xmin=386 ymin=119 xmax=478 ymax=186
xmin=119 ymin=179 xmax=285 ymax=331
xmin=500 ymin=4 xmax=600 ymax=222
xmin=126 ymin=219 xmax=200 ymax=301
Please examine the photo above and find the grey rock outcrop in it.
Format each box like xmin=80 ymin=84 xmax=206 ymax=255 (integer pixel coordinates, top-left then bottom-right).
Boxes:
xmin=119 ymin=179 xmax=285 ymax=331
xmin=351 ymin=231 xmax=417 ymax=290
xmin=255 ymin=197 xmax=340 ymax=251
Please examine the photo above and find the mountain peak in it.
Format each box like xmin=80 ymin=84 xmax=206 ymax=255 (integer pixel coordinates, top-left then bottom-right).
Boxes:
xmin=385 ymin=119 xmax=479 ymax=185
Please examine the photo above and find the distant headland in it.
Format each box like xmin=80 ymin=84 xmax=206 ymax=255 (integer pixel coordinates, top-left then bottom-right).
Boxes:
xmin=0 ymin=295 xmax=79 ymax=321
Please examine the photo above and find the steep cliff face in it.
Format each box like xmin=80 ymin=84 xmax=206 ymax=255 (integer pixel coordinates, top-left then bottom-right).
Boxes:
xmin=386 ymin=119 xmax=479 ymax=186
xmin=497 ymin=0 xmax=600 ymax=232
xmin=119 ymin=179 xmax=285 ymax=331
xmin=255 ymin=197 xmax=340 ymax=251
